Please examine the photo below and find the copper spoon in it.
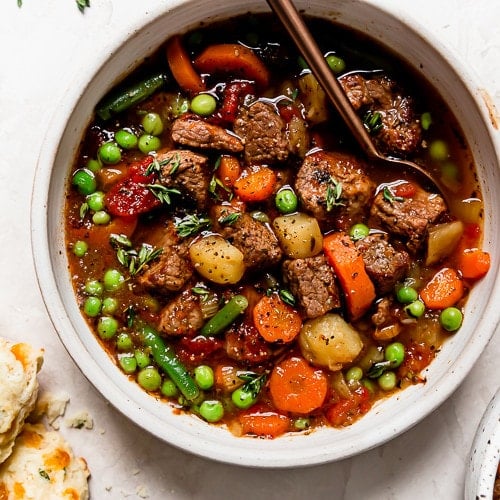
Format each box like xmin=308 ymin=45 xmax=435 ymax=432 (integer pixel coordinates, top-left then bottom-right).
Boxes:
xmin=266 ymin=0 xmax=447 ymax=197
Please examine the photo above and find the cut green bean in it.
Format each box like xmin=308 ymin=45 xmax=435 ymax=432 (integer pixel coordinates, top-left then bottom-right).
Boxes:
xmin=96 ymin=72 xmax=168 ymax=121
xmin=139 ymin=323 xmax=199 ymax=401
xmin=200 ymin=295 xmax=248 ymax=336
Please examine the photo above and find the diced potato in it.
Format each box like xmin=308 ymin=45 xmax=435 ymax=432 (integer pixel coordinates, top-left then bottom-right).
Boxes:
xmin=189 ymin=235 xmax=245 ymax=285
xmin=426 ymin=220 xmax=464 ymax=265
xmin=297 ymin=73 xmax=329 ymax=124
xmin=273 ymin=212 xmax=323 ymax=259
xmin=298 ymin=313 xmax=363 ymax=371
xmin=287 ymin=115 xmax=309 ymax=158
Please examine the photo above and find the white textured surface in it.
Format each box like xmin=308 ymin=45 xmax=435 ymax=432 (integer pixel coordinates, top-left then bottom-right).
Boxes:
xmin=1 ymin=0 xmax=499 ymax=498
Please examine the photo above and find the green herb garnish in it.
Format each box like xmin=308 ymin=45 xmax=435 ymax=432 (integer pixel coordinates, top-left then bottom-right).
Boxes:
xmin=363 ymin=110 xmax=383 ymax=134
xmin=217 ymin=212 xmax=240 ymax=226
xmin=383 ymin=186 xmax=404 ymax=204
xmin=110 ymin=235 xmax=162 ymax=276
xmin=146 ymin=184 xmax=181 ymax=205
xmin=367 ymin=359 xmax=397 ymax=379
xmin=325 ymin=177 xmax=344 ymax=211
xmin=279 ymin=289 xmax=296 ymax=307
xmin=174 ymin=214 xmax=211 ymax=238
xmin=238 ymin=371 xmax=268 ymax=399
xmin=146 ymin=154 xmax=181 ymax=176
xmin=76 ymin=0 xmax=90 ymax=13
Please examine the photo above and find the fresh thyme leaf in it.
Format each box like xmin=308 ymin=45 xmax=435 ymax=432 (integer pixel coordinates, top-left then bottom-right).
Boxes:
xmin=367 ymin=359 xmax=396 ymax=379
xmin=79 ymin=202 xmax=89 ymax=219
xmin=110 ymin=233 xmax=133 ymax=249
xmin=383 ymin=186 xmax=404 ymax=204
xmin=238 ymin=371 xmax=268 ymax=399
xmin=174 ymin=214 xmax=211 ymax=238
xmin=325 ymin=177 xmax=344 ymax=211
xmin=192 ymin=286 xmax=210 ymax=297
xmin=125 ymin=305 xmax=136 ymax=327
xmin=217 ymin=212 xmax=240 ymax=226
xmin=145 ymin=154 xmax=181 ymax=176
xmin=146 ymin=184 xmax=181 ymax=205
xmin=279 ymin=289 xmax=296 ymax=307
xmin=111 ymin=238 xmax=162 ymax=276
xmin=213 ymin=156 xmax=222 ymax=172
xmin=363 ymin=110 xmax=383 ymax=134
xmin=39 ymin=469 xmax=50 ymax=481
xmin=76 ymin=0 xmax=90 ymax=13
xmin=208 ymin=175 xmax=219 ymax=199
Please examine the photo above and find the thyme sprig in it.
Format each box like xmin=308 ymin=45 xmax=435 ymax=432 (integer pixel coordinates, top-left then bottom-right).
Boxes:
xmin=325 ymin=177 xmax=344 ymax=211
xmin=145 ymin=154 xmax=181 ymax=176
xmin=146 ymin=184 xmax=181 ymax=205
xmin=217 ymin=212 xmax=240 ymax=226
xmin=174 ymin=214 xmax=211 ymax=238
xmin=238 ymin=371 xmax=268 ymax=399
xmin=110 ymin=234 xmax=162 ymax=276
xmin=383 ymin=186 xmax=404 ymax=204
xmin=363 ymin=110 xmax=383 ymax=134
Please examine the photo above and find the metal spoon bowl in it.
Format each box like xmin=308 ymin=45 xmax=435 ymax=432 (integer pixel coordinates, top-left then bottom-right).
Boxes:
xmin=266 ymin=0 xmax=447 ymax=198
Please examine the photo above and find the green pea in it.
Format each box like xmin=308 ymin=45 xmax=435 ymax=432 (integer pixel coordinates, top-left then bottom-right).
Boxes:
xmin=137 ymin=367 xmax=162 ymax=391
xmin=396 ymin=285 xmax=418 ymax=304
xmin=361 ymin=378 xmax=376 ymax=394
xmin=72 ymin=169 xmax=97 ymax=195
xmin=141 ymin=112 xmax=164 ymax=135
xmin=72 ymin=240 xmax=88 ymax=257
xmin=138 ymin=134 xmax=161 ymax=153
xmin=378 ymin=371 xmax=397 ymax=391
xmin=98 ymin=142 xmax=122 ymax=165
xmin=83 ymin=296 xmax=102 ymax=317
xmin=294 ymin=417 xmax=310 ymax=430
xmin=97 ymin=316 xmax=118 ymax=340
xmin=190 ymin=94 xmax=217 ymax=117
xmin=115 ymin=129 xmax=138 ymax=150
xmin=194 ymin=365 xmax=215 ymax=390
xmin=116 ymin=332 xmax=133 ymax=351
xmin=325 ymin=53 xmax=346 ymax=74
xmin=349 ymin=223 xmax=369 ymax=241
xmin=199 ymin=400 xmax=224 ymax=423
xmin=275 ymin=187 xmax=298 ymax=214
xmin=92 ymin=210 xmax=110 ymax=225
xmin=101 ymin=297 xmax=118 ymax=315
xmin=161 ymin=378 xmax=179 ymax=398
xmin=345 ymin=366 xmax=363 ymax=382
xmin=405 ymin=299 xmax=425 ymax=318
xmin=384 ymin=342 xmax=405 ymax=368
xmin=86 ymin=158 xmax=101 ymax=173
xmin=134 ymin=349 xmax=150 ymax=369
xmin=84 ymin=279 xmax=103 ymax=296
xmin=439 ymin=307 xmax=463 ymax=332
xmin=87 ymin=191 xmax=105 ymax=211
xmin=103 ymin=269 xmax=125 ymax=292
xmin=231 ymin=386 xmax=257 ymax=410
xmin=119 ymin=355 xmax=137 ymax=374
xmin=441 ymin=162 xmax=459 ymax=183
xmin=429 ymin=139 xmax=448 ymax=161
xmin=421 ymin=112 xmax=432 ymax=130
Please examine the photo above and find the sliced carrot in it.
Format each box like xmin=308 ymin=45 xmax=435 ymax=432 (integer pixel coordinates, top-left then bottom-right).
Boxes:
xmin=269 ymin=356 xmax=328 ymax=414
xmin=194 ymin=44 xmax=270 ymax=88
xmin=218 ymin=155 xmax=241 ymax=188
xmin=233 ymin=166 xmax=277 ymax=203
xmin=214 ymin=363 xmax=243 ymax=393
xmin=420 ymin=267 xmax=464 ymax=309
xmin=166 ymin=35 xmax=205 ymax=94
xmin=253 ymin=293 xmax=302 ymax=343
xmin=238 ymin=403 xmax=291 ymax=438
xmin=322 ymin=232 xmax=376 ymax=321
xmin=457 ymin=248 xmax=491 ymax=280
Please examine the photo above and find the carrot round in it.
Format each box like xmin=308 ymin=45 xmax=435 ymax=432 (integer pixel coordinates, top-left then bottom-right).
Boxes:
xmin=269 ymin=356 xmax=328 ymax=414
xmin=166 ymin=35 xmax=205 ymax=94
xmin=218 ymin=155 xmax=241 ymax=188
xmin=233 ymin=166 xmax=277 ymax=202
xmin=238 ymin=404 xmax=291 ymax=438
xmin=323 ymin=232 xmax=376 ymax=321
xmin=457 ymin=248 xmax=490 ymax=280
xmin=420 ymin=267 xmax=464 ymax=309
xmin=253 ymin=293 xmax=302 ymax=343
xmin=194 ymin=44 xmax=270 ymax=88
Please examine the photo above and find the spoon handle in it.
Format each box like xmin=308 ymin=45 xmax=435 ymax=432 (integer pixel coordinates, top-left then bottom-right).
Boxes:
xmin=266 ymin=0 xmax=380 ymax=159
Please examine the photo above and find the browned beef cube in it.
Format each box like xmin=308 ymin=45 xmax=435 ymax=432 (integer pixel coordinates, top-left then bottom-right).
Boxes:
xmin=370 ymin=187 xmax=447 ymax=252
xmin=157 ymin=287 xmax=204 ymax=336
xmin=225 ymin=322 xmax=273 ymax=365
xmin=171 ymin=114 xmax=243 ymax=153
xmin=212 ymin=205 xmax=282 ymax=271
xmin=233 ymin=101 xmax=289 ymax=165
xmin=156 ymin=149 xmax=210 ymax=209
xmin=355 ymin=233 xmax=410 ymax=294
xmin=295 ymin=150 xmax=375 ymax=231
xmin=339 ymin=73 xmax=422 ymax=157
xmin=282 ymin=255 xmax=341 ymax=318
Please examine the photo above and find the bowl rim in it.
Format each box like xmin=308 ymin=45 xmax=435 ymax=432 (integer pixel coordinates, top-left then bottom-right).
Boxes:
xmin=30 ymin=0 xmax=500 ymax=468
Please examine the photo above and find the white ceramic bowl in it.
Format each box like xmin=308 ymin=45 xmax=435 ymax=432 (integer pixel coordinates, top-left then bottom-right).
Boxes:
xmin=465 ymin=389 xmax=500 ymax=499
xmin=31 ymin=0 xmax=500 ymax=467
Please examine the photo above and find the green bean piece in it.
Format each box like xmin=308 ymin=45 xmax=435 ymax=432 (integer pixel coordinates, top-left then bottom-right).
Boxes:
xmin=95 ymin=72 xmax=168 ymax=121
xmin=139 ymin=323 xmax=199 ymax=401
xmin=200 ymin=295 xmax=249 ymax=336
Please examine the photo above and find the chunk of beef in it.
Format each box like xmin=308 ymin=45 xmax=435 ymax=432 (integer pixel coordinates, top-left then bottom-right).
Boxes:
xmin=282 ymin=255 xmax=341 ymax=318
xmin=355 ymin=233 xmax=410 ymax=294
xmin=171 ymin=114 xmax=243 ymax=153
xmin=371 ymin=296 xmax=402 ymax=341
xmin=339 ymin=74 xmax=422 ymax=156
xmin=233 ymin=101 xmax=289 ymax=165
xmin=212 ymin=205 xmax=282 ymax=271
xmin=295 ymin=150 xmax=376 ymax=231
xmin=157 ymin=287 xmax=204 ymax=336
xmin=136 ymin=221 xmax=193 ymax=293
xmin=370 ymin=187 xmax=447 ymax=252
xmin=156 ymin=149 xmax=210 ymax=209
xmin=225 ymin=322 xmax=273 ymax=365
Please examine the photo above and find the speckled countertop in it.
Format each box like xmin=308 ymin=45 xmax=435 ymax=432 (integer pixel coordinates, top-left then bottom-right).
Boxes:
xmin=1 ymin=0 xmax=499 ymax=498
